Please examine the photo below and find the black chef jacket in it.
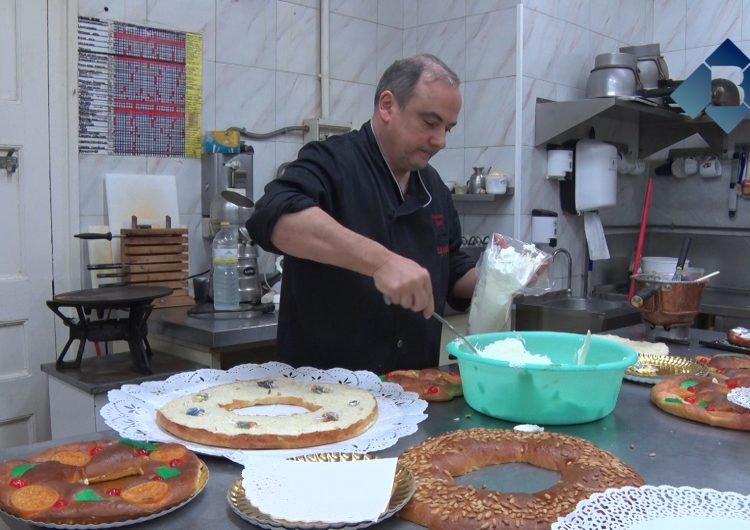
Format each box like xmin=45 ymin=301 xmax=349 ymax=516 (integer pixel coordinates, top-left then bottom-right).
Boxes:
xmin=247 ymin=121 xmax=475 ymax=373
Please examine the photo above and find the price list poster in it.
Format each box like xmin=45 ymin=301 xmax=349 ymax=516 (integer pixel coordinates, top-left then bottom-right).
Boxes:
xmin=78 ymin=17 xmax=202 ymax=158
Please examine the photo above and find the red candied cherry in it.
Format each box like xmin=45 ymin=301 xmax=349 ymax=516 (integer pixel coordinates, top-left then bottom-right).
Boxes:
xmin=686 ymin=386 xmax=697 ymax=393
xmin=169 ymin=459 xmax=184 ymax=468
xmin=684 ymin=396 xmax=697 ymax=404
xmin=706 ymin=406 xmax=716 ymax=412
xmin=136 ymin=448 xmax=150 ymax=456
xmin=151 ymin=475 xmax=165 ymax=482
xmin=728 ymin=381 xmax=740 ymax=389
xmin=53 ymin=499 xmax=69 ymax=510
xmin=427 ymin=386 xmax=439 ymax=395
xmin=9 ymin=478 xmax=27 ymax=489
xmin=106 ymin=488 xmax=121 ymax=497
xmin=89 ymin=446 xmax=104 ymax=457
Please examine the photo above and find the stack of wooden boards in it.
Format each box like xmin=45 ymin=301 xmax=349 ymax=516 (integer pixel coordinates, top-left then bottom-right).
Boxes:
xmin=120 ymin=228 xmax=193 ymax=308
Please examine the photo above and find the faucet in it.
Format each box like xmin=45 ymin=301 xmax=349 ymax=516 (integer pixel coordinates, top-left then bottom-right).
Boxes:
xmin=552 ymin=248 xmax=573 ymax=294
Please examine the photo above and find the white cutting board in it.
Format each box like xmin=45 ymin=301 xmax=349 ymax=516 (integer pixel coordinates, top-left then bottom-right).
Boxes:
xmin=105 ymin=173 xmax=180 ymax=263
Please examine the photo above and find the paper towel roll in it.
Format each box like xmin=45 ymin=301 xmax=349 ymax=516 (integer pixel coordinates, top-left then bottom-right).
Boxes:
xmin=583 ymin=211 xmax=610 ymax=261
xmin=547 ymin=149 xmax=573 ymax=179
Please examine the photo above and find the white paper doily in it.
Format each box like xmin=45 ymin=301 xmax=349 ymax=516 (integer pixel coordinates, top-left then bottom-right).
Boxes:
xmin=553 ymin=485 xmax=750 ymax=530
xmin=100 ymin=362 xmax=427 ymax=463
xmin=728 ymin=387 xmax=750 ymax=410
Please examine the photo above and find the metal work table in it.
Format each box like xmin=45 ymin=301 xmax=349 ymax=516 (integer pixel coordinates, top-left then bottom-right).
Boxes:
xmin=148 ymin=306 xmax=278 ymax=368
xmin=3 ymin=326 xmax=748 ymax=529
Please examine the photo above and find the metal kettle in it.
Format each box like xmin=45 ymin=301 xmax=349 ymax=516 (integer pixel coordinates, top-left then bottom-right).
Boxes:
xmin=466 ymin=167 xmax=487 ymax=194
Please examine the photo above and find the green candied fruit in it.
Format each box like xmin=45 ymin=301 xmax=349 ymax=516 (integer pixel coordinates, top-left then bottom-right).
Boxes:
xmin=75 ymin=489 xmax=104 ymax=502
xmin=11 ymin=464 xmax=38 ymax=478
xmin=156 ymin=466 xmax=181 ymax=480
xmin=698 ymin=401 xmax=710 ymax=408
xmin=680 ymin=380 xmax=699 ymax=389
xmin=664 ymin=397 xmax=683 ymax=404
xmin=119 ymin=438 xmax=158 ymax=452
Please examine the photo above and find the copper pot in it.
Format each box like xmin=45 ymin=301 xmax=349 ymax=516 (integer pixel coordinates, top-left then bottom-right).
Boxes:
xmin=631 ymin=274 xmax=705 ymax=328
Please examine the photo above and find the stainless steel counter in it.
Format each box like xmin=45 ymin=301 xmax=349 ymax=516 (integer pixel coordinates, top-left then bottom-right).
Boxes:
xmin=2 ymin=326 xmax=749 ymax=529
xmin=149 ymin=306 xmax=278 ymax=349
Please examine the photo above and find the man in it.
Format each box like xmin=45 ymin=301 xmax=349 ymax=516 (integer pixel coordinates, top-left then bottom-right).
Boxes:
xmin=247 ymin=54 xmax=477 ymax=373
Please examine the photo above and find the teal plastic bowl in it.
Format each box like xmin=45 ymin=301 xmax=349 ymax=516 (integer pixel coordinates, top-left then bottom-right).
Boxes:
xmin=447 ymin=331 xmax=638 ymax=425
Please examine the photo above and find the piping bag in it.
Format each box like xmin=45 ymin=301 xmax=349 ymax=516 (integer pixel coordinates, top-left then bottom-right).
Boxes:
xmin=628 ymin=178 xmax=654 ymax=302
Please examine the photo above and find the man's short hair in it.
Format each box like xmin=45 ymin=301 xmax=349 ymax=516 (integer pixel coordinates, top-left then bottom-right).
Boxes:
xmin=374 ymin=54 xmax=460 ymax=108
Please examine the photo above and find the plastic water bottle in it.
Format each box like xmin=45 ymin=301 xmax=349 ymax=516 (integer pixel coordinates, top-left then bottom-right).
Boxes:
xmin=212 ymin=222 xmax=240 ymax=310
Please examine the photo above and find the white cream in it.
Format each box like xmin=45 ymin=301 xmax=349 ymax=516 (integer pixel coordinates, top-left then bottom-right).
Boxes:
xmin=479 ymin=337 xmax=553 ymax=367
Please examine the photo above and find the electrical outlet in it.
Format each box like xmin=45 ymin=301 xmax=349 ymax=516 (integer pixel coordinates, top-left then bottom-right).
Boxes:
xmin=302 ymin=118 xmax=352 ymax=145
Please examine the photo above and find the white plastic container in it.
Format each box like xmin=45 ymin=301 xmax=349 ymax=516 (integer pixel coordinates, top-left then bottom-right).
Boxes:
xmin=486 ymin=172 xmax=508 ymax=194
xmin=640 ymin=256 xmax=689 ymax=275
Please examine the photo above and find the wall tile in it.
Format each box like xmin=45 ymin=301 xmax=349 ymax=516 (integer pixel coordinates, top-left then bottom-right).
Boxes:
xmin=522 ymin=77 xmax=555 ymax=147
xmin=146 ymin=157 xmax=201 ymax=215
xmin=415 ymin=19 xmax=467 ymax=81
xmin=523 ymin=10 xmax=590 ymax=89
xmin=330 ymin=14 xmax=378 ymax=84
xmin=404 ymin=0 xmax=418 ymax=27
xmin=661 ymin=49 xmax=687 ymax=81
xmin=416 ymin=0 xmax=466 ymax=25
xmin=464 ymin=146 xmax=515 ymax=183
xmin=79 ymin=156 xmax=149 ymax=217
xmin=523 ymin=0 xmax=556 ymax=17
xmin=743 ymin=0 xmax=750 ymax=41
xmin=466 ymin=0 xmax=518 ymax=16
xmin=331 ymin=0 xmax=378 ymax=22
xmin=464 ymin=77 xmax=516 ymax=147
xmin=275 ymin=72 xmax=320 ymax=129
xmin=378 ymin=0 xmax=404 ymax=28
xmin=686 ymin=0 xmax=741 ymax=48
xmin=329 ymin=80 xmax=375 ymax=128
xmin=145 ymin=0 xmax=216 ymax=61
xmin=202 ymin=60 xmax=217 ymax=131
xmin=555 ymin=0 xmax=589 ymax=27
xmin=277 ymin=1 xmax=318 ymax=75
xmin=252 ymin=140 xmax=282 ymax=197
xmin=403 ymin=29 xmax=418 ymax=55
xmin=465 ymin=9 xmax=516 ymax=81
xmin=654 ymin=0 xmax=686 ymax=52
xmin=429 ymin=147 xmax=466 ymax=184
xmin=377 ymin=25 xmax=404 ymax=80
xmin=214 ymin=64 xmax=275 ymax=132
xmin=215 ymin=0 xmax=275 ymax=68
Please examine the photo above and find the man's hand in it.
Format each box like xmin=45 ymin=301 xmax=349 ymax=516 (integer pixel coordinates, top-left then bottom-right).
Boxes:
xmin=373 ymin=254 xmax=434 ymax=318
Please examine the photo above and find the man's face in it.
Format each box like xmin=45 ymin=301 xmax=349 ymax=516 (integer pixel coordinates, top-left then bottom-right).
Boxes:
xmin=380 ymin=77 xmax=461 ymax=175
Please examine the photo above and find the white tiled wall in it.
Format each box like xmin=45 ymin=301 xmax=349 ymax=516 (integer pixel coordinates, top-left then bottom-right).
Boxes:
xmin=75 ymin=0 xmax=750 ymax=293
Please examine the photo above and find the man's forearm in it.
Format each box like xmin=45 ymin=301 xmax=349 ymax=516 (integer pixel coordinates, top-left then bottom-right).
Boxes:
xmin=270 ymin=207 xmax=392 ymax=276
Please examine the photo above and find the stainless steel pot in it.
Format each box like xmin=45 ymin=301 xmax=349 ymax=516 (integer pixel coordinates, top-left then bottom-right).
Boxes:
xmin=586 ymin=52 xmax=642 ymax=98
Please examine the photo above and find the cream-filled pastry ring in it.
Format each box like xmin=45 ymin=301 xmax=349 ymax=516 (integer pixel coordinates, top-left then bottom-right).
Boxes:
xmin=156 ymin=379 xmax=379 ymax=449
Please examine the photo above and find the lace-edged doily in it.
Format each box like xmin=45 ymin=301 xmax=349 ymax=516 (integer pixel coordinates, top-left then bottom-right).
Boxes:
xmin=100 ymin=362 xmax=427 ymax=463
xmin=728 ymin=387 xmax=750 ymax=410
xmin=552 ymin=485 xmax=750 ymax=530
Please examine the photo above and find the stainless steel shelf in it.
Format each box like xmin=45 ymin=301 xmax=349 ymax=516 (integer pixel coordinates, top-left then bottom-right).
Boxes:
xmin=452 ymin=187 xmax=514 ymax=201
xmin=534 ymin=97 xmax=731 ymax=157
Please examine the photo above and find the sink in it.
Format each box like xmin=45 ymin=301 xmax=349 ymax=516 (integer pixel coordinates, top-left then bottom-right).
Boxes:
xmin=514 ymin=292 xmax=641 ymax=334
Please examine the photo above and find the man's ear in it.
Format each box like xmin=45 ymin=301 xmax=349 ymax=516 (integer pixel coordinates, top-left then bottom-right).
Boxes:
xmin=376 ymin=90 xmax=396 ymax=123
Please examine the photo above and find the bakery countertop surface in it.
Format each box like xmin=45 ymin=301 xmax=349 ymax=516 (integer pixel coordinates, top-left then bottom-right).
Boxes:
xmin=149 ymin=305 xmax=278 ymax=349
xmin=2 ymin=325 xmax=749 ymax=529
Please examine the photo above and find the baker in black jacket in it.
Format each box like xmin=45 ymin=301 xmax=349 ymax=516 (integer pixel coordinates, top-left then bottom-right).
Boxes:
xmin=247 ymin=54 xmax=477 ymax=373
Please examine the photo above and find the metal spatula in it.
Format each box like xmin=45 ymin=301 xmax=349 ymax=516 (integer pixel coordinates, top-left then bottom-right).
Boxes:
xmin=383 ymin=295 xmax=480 ymax=356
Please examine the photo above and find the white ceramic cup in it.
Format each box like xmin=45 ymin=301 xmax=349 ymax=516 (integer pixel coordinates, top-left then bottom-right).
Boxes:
xmin=683 ymin=156 xmax=698 ymax=176
xmin=699 ymin=156 xmax=722 ymax=178
xmin=671 ymin=157 xmax=688 ymax=178
xmin=617 ymin=152 xmax=634 ymax=174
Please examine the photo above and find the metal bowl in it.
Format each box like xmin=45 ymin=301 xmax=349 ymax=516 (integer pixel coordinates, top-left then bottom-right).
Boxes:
xmin=586 ymin=66 xmax=639 ymax=97
xmin=209 ymin=190 xmax=254 ymax=234
xmin=594 ymin=52 xmax=637 ymax=69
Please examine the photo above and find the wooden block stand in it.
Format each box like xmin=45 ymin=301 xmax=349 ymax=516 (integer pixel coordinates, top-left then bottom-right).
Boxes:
xmin=120 ymin=228 xmax=194 ymax=308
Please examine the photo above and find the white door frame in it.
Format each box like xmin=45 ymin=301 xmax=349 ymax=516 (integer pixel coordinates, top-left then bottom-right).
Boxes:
xmin=48 ymin=1 xmax=80 ymax=318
